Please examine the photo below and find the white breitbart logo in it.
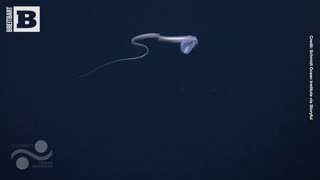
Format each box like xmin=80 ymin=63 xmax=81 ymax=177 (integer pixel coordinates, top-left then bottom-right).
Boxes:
xmin=6 ymin=6 xmax=40 ymax=32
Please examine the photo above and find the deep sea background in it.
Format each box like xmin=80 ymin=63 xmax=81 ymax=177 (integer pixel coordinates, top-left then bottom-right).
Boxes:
xmin=1 ymin=0 xmax=320 ymax=179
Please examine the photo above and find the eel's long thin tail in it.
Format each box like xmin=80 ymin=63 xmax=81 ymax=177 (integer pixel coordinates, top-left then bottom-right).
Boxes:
xmin=79 ymin=43 xmax=148 ymax=78
xmin=80 ymin=33 xmax=161 ymax=78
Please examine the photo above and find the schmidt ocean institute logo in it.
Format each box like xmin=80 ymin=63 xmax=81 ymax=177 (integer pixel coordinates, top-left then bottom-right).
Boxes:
xmin=10 ymin=140 xmax=53 ymax=170
xmin=6 ymin=6 xmax=40 ymax=32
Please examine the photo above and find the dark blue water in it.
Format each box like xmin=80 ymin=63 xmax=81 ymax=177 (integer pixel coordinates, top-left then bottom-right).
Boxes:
xmin=2 ymin=0 xmax=320 ymax=179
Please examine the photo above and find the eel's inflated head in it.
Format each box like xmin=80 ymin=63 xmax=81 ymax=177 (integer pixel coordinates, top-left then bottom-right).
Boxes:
xmin=180 ymin=36 xmax=198 ymax=54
